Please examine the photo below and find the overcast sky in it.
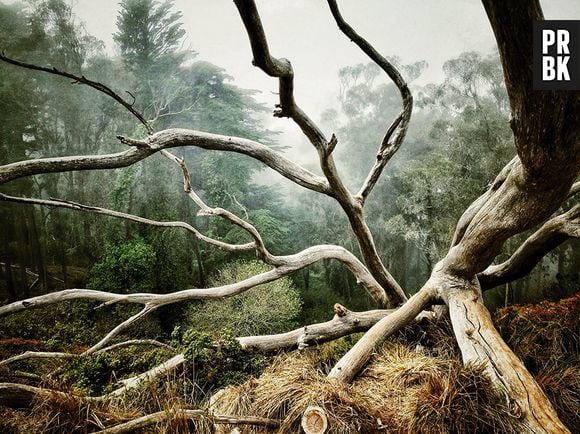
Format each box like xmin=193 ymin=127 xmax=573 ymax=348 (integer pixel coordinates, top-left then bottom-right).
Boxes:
xmin=6 ymin=0 xmax=579 ymax=117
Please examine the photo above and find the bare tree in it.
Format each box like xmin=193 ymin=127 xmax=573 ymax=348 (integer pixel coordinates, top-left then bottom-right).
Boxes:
xmin=0 ymin=0 xmax=578 ymax=432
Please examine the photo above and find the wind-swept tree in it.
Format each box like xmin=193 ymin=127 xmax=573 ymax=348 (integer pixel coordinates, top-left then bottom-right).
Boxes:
xmin=0 ymin=0 xmax=578 ymax=432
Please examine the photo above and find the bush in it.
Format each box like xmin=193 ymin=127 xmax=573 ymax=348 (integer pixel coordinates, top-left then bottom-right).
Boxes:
xmin=181 ymin=260 xmax=302 ymax=336
xmin=172 ymin=328 xmax=268 ymax=392
xmin=61 ymin=346 xmax=171 ymax=395
xmin=88 ymin=237 xmax=156 ymax=293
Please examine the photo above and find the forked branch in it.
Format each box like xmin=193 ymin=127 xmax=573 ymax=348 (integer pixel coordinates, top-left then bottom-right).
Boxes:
xmin=233 ymin=1 xmax=408 ymax=305
xmin=232 ymin=0 xmax=327 ymax=151
xmin=327 ymin=0 xmax=413 ymax=203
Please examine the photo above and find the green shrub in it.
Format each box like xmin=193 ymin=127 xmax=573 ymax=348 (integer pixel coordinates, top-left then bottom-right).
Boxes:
xmin=173 ymin=328 xmax=268 ymax=391
xmin=88 ymin=237 xmax=156 ymax=293
xmin=61 ymin=347 xmax=171 ymax=395
xmin=182 ymin=260 xmax=302 ymax=336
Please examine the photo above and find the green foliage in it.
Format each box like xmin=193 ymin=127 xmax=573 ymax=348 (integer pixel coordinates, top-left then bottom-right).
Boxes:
xmin=88 ymin=237 xmax=156 ymax=293
xmin=182 ymin=260 xmax=302 ymax=336
xmin=61 ymin=347 xmax=170 ymax=394
xmin=173 ymin=328 xmax=268 ymax=390
xmin=109 ymin=166 xmax=138 ymax=211
xmin=0 ymin=301 xmax=162 ymax=349
xmin=383 ymin=52 xmax=513 ymax=272
xmin=114 ymin=0 xmax=186 ymax=73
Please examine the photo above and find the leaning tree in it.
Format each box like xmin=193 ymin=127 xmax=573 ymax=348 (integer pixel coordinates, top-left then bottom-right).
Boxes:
xmin=0 ymin=0 xmax=578 ymax=432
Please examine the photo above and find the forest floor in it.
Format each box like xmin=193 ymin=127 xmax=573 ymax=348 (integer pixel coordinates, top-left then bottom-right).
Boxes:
xmin=0 ymin=294 xmax=578 ymax=433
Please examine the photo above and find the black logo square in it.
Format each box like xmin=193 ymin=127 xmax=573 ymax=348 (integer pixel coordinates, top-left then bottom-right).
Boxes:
xmin=533 ymin=20 xmax=580 ymax=90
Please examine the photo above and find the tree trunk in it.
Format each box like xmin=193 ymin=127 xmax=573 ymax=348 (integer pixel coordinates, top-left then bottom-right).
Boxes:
xmin=444 ymin=278 xmax=570 ymax=433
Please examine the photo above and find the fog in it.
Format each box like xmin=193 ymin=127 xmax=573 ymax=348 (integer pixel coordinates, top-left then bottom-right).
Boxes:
xmin=3 ymin=0 xmax=578 ymax=167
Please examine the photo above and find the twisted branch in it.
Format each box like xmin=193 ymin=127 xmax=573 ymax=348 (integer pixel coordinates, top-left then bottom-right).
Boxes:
xmin=326 ymin=0 xmax=413 ymax=204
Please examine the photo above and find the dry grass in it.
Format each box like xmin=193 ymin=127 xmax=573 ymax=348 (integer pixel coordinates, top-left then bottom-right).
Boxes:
xmin=494 ymin=293 xmax=580 ymax=430
xmin=211 ymin=343 xmax=519 ymax=434
xmin=494 ymin=293 xmax=579 ymax=368
xmin=2 ymin=369 xmax=205 ymax=433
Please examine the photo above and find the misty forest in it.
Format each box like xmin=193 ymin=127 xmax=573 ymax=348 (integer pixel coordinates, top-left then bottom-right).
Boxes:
xmin=0 ymin=0 xmax=578 ymax=433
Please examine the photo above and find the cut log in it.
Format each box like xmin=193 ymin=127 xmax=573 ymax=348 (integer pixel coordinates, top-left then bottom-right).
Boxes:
xmin=301 ymin=406 xmax=328 ymax=434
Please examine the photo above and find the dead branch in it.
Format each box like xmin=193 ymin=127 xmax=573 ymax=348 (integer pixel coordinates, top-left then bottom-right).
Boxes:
xmin=327 ymin=285 xmax=436 ymax=383
xmin=233 ymin=0 xmax=406 ymax=306
xmin=96 ymin=409 xmax=280 ymax=434
xmin=451 ymin=156 xmax=518 ymax=247
xmin=233 ymin=0 xmax=352 ymax=205
xmin=101 ymin=354 xmax=185 ymax=399
xmin=0 ymin=129 xmax=329 ymax=193
xmin=0 ymin=339 xmax=173 ymax=368
xmin=0 ymin=53 xmax=153 ymax=134
xmin=0 ymin=193 xmax=256 ymax=253
xmin=0 ymin=352 xmax=77 ymax=368
xmin=568 ymin=181 xmax=580 ymax=198
xmin=85 ymin=306 xmax=156 ymax=354
xmin=1 ymin=11 xmax=405 ymax=306
xmin=94 ymin=339 xmax=175 ymax=355
xmin=0 ymin=145 xmax=156 ymax=185
xmin=232 ymin=0 xmax=327 ymax=151
xmin=238 ymin=305 xmax=394 ymax=352
xmin=479 ymin=204 xmax=580 ymax=289
xmin=0 ymin=383 xmax=280 ymax=432
xmin=161 ymin=149 xmax=274 ymax=261
xmin=0 ymin=382 xmax=77 ymax=408
xmin=0 ymin=244 xmax=388 ymax=317
xmin=327 ymin=0 xmax=413 ymax=204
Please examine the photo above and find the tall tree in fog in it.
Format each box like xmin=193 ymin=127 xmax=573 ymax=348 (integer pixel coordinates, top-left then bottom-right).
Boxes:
xmin=114 ymin=0 xmax=188 ymax=120
xmin=114 ymin=0 xmax=185 ymax=73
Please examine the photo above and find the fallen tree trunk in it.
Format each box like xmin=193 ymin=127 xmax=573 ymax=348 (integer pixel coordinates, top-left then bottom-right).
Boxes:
xmin=0 ymin=383 xmax=76 ymax=408
xmin=238 ymin=304 xmax=394 ymax=352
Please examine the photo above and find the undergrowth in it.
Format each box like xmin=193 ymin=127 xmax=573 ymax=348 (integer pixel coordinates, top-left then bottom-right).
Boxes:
xmin=0 ymin=294 xmax=577 ymax=433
